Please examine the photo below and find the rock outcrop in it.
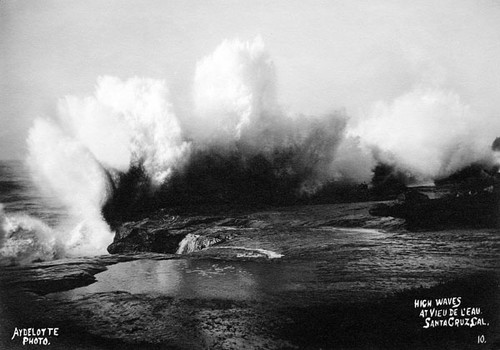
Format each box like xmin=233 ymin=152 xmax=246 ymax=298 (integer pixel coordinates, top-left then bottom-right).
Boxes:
xmin=370 ymin=185 xmax=500 ymax=230
xmin=107 ymin=202 xmax=406 ymax=256
xmin=107 ymin=213 xmax=235 ymax=254
xmin=107 ymin=222 xmax=183 ymax=254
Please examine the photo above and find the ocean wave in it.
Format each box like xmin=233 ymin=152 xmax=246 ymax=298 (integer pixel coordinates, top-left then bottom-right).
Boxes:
xmin=0 ymin=204 xmax=61 ymax=265
xmin=21 ymin=38 xmax=500 ymax=261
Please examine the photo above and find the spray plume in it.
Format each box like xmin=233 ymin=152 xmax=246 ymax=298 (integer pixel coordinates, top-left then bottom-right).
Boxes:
xmin=351 ymin=88 xmax=497 ymax=183
xmin=6 ymin=37 xmax=498 ymax=264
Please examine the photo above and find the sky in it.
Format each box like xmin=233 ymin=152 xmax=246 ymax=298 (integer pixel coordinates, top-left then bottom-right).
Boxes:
xmin=1 ymin=0 xmax=500 ymax=160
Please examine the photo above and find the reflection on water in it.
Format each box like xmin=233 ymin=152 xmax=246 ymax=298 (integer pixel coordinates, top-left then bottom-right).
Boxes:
xmin=55 ymin=227 xmax=499 ymax=304
xmin=58 ymin=259 xmax=291 ymax=301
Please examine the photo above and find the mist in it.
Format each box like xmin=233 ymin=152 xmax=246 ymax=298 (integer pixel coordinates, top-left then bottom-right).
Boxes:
xmin=1 ymin=0 xmax=499 ymax=258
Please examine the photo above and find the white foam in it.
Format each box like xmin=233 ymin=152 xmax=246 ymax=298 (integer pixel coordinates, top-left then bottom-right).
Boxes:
xmin=0 ymin=204 xmax=61 ymax=265
xmin=215 ymin=246 xmax=283 ymax=259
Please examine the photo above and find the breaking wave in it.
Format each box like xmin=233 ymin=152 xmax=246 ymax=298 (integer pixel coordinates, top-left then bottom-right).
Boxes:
xmin=0 ymin=204 xmax=61 ymax=265
xmin=13 ymin=37 xmax=499 ymax=263
xmin=350 ymin=88 xmax=496 ymax=181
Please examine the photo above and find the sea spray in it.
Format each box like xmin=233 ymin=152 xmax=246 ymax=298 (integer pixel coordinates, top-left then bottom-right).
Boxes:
xmin=175 ymin=233 xmax=283 ymax=259
xmin=102 ymin=38 xmax=368 ymax=219
xmin=17 ymin=37 xmax=500 ymax=264
xmin=58 ymin=76 xmax=191 ymax=184
xmin=176 ymin=234 xmax=201 ymax=254
xmin=0 ymin=204 xmax=61 ymax=265
xmin=24 ymin=76 xmax=192 ymax=259
xmin=191 ymin=37 xmax=356 ymax=187
xmin=350 ymin=88 xmax=496 ymax=182
xmin=191 ymin=37 xmax=278 ymax=144
xmin=27 ymin=118 xmax=113 ymax=256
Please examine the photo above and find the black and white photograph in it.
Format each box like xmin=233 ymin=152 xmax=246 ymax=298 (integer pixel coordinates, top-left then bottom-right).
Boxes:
xmin=0 ymin=1 xmax=499 ymax=349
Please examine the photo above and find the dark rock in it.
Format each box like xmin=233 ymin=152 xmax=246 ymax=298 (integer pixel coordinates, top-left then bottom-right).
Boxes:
xmin=370 ymin=185 xmax=500 ymax=230
xmin=400 ymin=189 xmax=429 ymax=203
xmin=107 ymin=224 xmax=184 ymax=254
xmin=107 ymin=214 xmax=230 ymax=254
xmin=369 ymin=203 xmax=392 ymax=217
xmin=108 ymin=202 xmax=408 ymax=256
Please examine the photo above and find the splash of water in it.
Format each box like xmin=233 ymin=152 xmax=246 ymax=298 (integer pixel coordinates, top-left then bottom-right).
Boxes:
xmin=23 ymin=76 xmax=192 ymax=260
xmin=190 ymin=37 xmax=359 ymax=193
xmin=58 ymin=76 xmax=191 ymax=184
xmin=175 ymin=233 xmax=283 ymax=259
xmin=350 ymin=87 xmax=496 ymax=182
xmin=0 ymin=204 xmax=61 ymax=265
xmin=27 ymin=119 xmax=113 ymax=256
xmin=16 ymin=37 xmax=499 ymax=264
xmin=191 ymin=37 xmax=278 ymax=145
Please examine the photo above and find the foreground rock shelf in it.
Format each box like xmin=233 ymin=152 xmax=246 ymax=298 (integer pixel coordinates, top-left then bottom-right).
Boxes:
xmin=1 ymin=202 xmax=499 ymax=349
xmin=2 ymin=265 xmax=498 ymax=349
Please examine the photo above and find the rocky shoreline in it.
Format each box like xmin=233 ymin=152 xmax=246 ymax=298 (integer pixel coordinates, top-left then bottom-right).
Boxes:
xmin=107 ymin=201 xmax=405 ymax=256
xmin=370 ymin=187 xmax=500 ymax=230
xmin=1 ymin=258 xmax=498 ymax=349
xmin=106 ymin=188 xmax=500 ymax=260
xmin=1 ymin=201 xmax=499 ymax=349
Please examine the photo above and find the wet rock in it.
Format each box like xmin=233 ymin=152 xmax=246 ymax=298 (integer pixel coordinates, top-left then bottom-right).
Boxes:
xmin=370 ymin=187 xmax=500 ymax=230
xmin=176 ymin=233 xmax=227 ymax=254
xmin=107 ymin=215 xmax=227 ymax=254
xmin=107 ymin=225 xmax=183 ymax=254
xmin=0 ymin=254 xmax=176 ymax=295
xmin=108 ymin=202 xmax=409 ymax=256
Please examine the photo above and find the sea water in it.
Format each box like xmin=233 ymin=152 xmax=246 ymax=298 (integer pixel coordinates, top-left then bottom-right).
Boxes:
xmin=0 ymin=160 xmax=65 ymax=226
xmin=0 ymin=160 xmax=67 ymax=265
xmin=54 ymin=226 xmax=500 ymax=304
